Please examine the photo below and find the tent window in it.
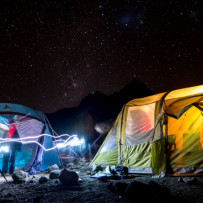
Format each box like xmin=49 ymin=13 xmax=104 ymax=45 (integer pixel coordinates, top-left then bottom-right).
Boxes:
xmin=15 ymin=117 xmax=44 ymax=140
xmin=100 ymin=122 xmax=118 ymax=153
xmin=125 ymin=103 xmax=155 ymax=146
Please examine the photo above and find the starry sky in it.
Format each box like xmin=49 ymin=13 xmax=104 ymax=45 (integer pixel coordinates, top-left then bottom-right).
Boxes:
xmin=0 ymin=0 xmax=202 ymax=113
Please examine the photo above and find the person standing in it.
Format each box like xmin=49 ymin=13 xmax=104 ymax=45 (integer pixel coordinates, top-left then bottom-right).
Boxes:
xmin=2 ymin=116 xmax=21 ymax=174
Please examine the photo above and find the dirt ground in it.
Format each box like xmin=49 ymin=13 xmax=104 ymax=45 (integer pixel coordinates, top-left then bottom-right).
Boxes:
xmin=0 ymin=160 xmax=203 ymax=203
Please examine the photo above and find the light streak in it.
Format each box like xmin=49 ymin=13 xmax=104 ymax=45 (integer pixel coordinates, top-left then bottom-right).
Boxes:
xmin=0 ymin=115 xmax=85 ymax=153
xmin=0 ymin=133 xmax=70 ymax=141
xmin=0 ymin=134 xmax=85 ymax=152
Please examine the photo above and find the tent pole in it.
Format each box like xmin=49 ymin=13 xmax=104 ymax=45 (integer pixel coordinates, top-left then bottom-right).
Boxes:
xmin=118 ymin=106 xmax=125 ymax=165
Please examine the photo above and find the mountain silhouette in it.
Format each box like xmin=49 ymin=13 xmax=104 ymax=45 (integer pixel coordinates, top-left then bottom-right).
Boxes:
xmin=46 ymin=79 xmax=153 ymax=144
xmin=79 ymin=79 xmax=153 ymax=123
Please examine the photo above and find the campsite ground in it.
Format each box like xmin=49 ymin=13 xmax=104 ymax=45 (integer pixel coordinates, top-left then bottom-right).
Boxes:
xmin=0 ymin=160 xmax=203 ymax=203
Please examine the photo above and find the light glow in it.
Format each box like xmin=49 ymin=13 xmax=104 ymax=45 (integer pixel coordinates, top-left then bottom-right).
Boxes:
xmin=65 ymin=136 xmax=85 ymax=147
xmin=0 ymin=122 xmax=9 ymax=131
xmin=0 ymin=146 xmax=9 ymax=153
xmin=0 ymin=134 xmax=85 ymax=152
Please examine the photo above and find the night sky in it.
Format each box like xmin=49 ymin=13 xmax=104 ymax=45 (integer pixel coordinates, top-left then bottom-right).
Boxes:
xmin=0 ymin=0 xmax=202 ymax=113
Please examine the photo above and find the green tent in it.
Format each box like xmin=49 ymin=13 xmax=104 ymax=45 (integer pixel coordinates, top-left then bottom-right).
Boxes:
xmin=91 ymin=85 xmax=203 ymax=175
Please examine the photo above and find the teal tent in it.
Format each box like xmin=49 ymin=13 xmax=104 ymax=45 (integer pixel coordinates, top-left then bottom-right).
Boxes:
xmin=0 ymin=103 xmax=60 ymax=174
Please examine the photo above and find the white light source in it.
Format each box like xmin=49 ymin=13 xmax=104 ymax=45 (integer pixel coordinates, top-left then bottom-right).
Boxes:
xmin=0 ymin=146 xmax=9 ymax=153
xmin=0 ymin=122 xmax=9 ymax=131
xmin=67 ymin=136 xmax=85 ymax=147
xmin=56 ymin=135 xmax=85 ymax=149
xmin=56 ymin=143 xmax=66 ymax=149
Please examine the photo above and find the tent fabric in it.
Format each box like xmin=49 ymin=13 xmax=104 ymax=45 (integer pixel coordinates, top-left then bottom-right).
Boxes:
xmin=91 ymin=85 xmax=203 ymax=175
xmin=0 ymin=103 xmax=60 ymax=174
xmin=166 ymin=106 xmax=203 ymax=172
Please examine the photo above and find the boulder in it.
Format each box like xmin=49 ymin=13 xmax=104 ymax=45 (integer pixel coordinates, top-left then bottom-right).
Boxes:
xmin=126 ymin=181 xmax=151 ymax=201
xmin=113 ymin=182 xmax=127 ymax=194
xmin=107 ymin=182 xmax=115 ymax=192
xmin=126 ymin=180 xmax=170 ymax=202
xmin=107 ymin=182 xmax=127 ymax=194
xmin=59 ymin=169 xmax=79 ymax=186
xmin=47 ymin=164 xmax=59 ymax=172
xmin=39 ymin=176 xmax=49 ymax=184
xmin=49 ymin=170 xmax=61 ymax=179
xmin=12 ymin=170 xmax=27 ymax=183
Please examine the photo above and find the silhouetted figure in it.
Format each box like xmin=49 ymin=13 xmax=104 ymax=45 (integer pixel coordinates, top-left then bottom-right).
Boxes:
xmin=2 ymin=117 xmax=21 ymax=174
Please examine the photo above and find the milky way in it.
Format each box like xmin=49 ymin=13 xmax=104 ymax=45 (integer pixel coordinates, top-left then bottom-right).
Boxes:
xmin=0 ymin=0 xmax=202 ymax=113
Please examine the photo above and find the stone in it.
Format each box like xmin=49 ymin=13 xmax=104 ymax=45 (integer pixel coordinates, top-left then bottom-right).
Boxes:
xmin=107 ymin=182 xmax=115 ymax=192
xmin=59 ymin=169 xmax=79 ymax=186
xmin=49 ymin=170 xmax=61 ymax=179
xmin=98 ymin=176 xmax=108 ymax=182
xmin=39 ymin=176 xmax=49 ymax=184
xmin=12 ymin=170 xmax=27 ymax=183
xmin=47 ymin=164 xmax=59 ymax=172
xmin=125 ymin=181 xmax=153 ymax=201
xmin=182 ymin=177 xmax=197 ymax=184
xmin=126 ymin=180 xmax=171 ymax=202
xmin=27 ymin=179 xmax=38 ymax=184
xmin=86 ymin=171 xmax=91 ymax=175
xmin=65 ymin=163 xmax=74 ymax=168
xmin=54 ymin=179 xmax=60 ymax=184
xmin=113 ymin=182 xmax=127 ymax=194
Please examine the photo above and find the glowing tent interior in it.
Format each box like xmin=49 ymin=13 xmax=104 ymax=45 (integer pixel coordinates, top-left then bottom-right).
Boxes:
xmin=91 ymin=85 xmax=203 ymax=175
xmin=0 ymin=103 xmax=60 ymax=174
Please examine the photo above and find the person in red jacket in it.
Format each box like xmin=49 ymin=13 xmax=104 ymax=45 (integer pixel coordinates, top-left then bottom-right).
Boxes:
xmin=2 ymin=116 xmax=21 ymax=174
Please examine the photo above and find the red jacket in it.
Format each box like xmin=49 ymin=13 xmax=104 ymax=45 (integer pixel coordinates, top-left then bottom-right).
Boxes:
xmin=6 ymin=120 xmax=16 ymax=139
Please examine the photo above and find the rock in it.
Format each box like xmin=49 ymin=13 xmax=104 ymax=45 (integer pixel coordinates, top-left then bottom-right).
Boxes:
xmin=27 ymin=179 xmax=38 ymax=184
xmin=50 ymin=179 xmax=61 ymax=186
xmin=47 ymin=164 xmax=59 ymax=172
xmin=108 ymin=182 xmax=128 ymax=194
xmin=65 ymin=163 xmax=74 ymax=168
xmin=107 ymin=182 xmax=115 ymax=192
xmin=126 ymin=180 xmax=171 ymax=202
xmin=54 ymin=179 xmax=60 ymax=184
xmin=86 ymin=171 xmax=91 ymax=175
xmin=59 ymin=169 xmax=79 ymax=186
xmin=12 ymin=170 xmax=27 ymax=183
xmin=182 ymin=177 xmax=197 ymax=184
xmin=113 ymin=182 xmax=127 ymax=194
xmin=148 ymin=181 xmax=170 ymax=200
xmin=92 ymin=165 xmax=103 ymax=172
xmin=126 ymin=181 xmax=150 ymax=201
xmin=98 ymin=176 xmax=108 ymax=182
xmin=49 ymin=170 xmax=61 ymax=179
xmin=39 ymin=176 xmax=49 ymax=184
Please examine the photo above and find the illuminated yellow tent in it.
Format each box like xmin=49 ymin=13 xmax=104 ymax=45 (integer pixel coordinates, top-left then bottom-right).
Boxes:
xmin=91 ymin=85 xmax=203 ymax=175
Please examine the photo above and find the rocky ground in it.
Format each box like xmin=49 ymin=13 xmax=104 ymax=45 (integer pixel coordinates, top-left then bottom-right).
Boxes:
xmin=0 ymin=160 xmax=203 ymax=203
